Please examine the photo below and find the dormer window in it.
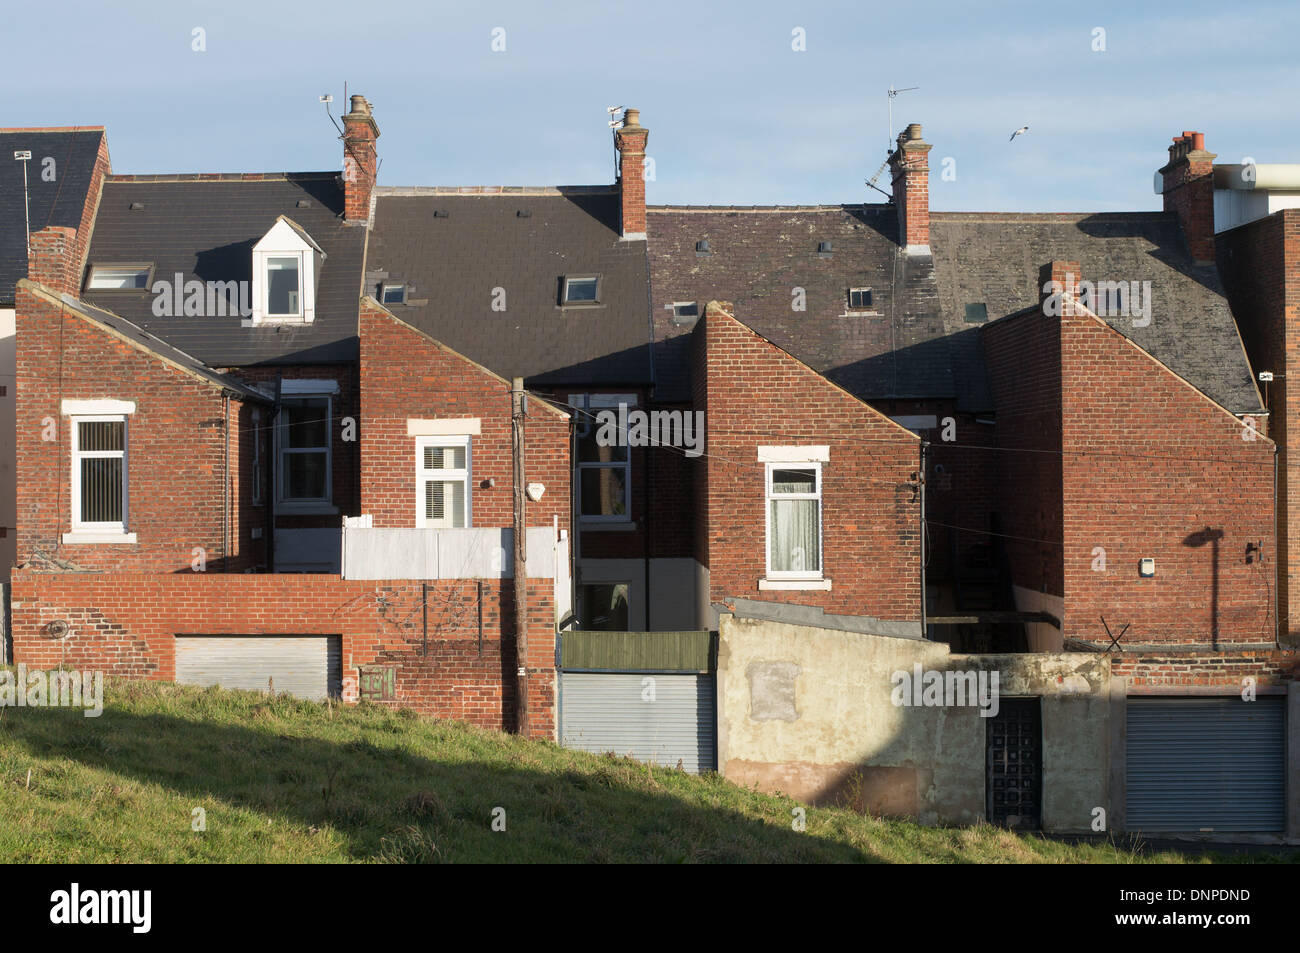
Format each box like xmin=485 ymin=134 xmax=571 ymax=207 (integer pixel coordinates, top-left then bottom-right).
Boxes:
xmin=247 ymin=216 xmax=324 ymax=326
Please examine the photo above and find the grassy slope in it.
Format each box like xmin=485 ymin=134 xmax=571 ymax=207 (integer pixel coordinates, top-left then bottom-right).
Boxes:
xmin=0 ymin=676 xmax=1273 ymax=863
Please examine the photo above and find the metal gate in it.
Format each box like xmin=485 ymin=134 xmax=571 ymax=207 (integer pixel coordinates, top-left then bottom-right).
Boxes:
xmin=1126 ymin=696 xmax=1285 ymax=832
xmin=559 ymin=630 xmax=716 ymax=773
xmin=986 ymin=698 xmax=1042 ymax=829
xmin=175 ymin=635 xmax=342 ymax=702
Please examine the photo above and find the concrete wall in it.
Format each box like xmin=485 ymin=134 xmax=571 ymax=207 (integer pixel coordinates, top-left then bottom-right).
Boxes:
xmin=718 ymin=612 xmax=1111 ymax=831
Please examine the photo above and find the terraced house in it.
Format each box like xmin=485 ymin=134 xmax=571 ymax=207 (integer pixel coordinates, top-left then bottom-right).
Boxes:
xmin=2 ymin=101 xmax=1296 ymax=841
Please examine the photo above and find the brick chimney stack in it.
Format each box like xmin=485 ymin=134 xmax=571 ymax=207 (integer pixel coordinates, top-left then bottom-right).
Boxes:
xmin=1159 ymin=130 xmax=1216 ymax=264
xmin=27 ymin=226 xmax=79 ymax=297
xmin=889 ymin=122 xmax=932 ymax=254
xmin=614 ymin=107 xmax=648 ymax=240
xmin=342 ymin=94 xmax=380 ymax=223
xmin=1040 ymin=260 xmax=1083 ymax=317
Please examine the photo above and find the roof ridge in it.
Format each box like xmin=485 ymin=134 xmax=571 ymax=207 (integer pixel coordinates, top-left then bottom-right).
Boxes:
xmin=106 ymin=171 xmax=338 ymax=183
xmin=649 ymin=204 xmax=889 ymax=212
xmin=0 ymin=126 xmax=105 ymax=133
xmin=374 ymin=185 xmax=616 ymax=196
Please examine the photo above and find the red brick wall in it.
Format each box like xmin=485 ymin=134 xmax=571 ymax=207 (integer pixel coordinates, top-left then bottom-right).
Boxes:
xmin=70 ymin=132 xmax=112 ymax=285
xmin=982 ymin=309 xmax=1064 ymax=597
xmin=358 ymin=302 xmax=570 ymax=530
xmin=15 ymin=282 xmax=264 ymax=573
xmin=10 ymin=571 xmax=558 ymax=738
xmin=693 ymin=302 xmax=920 ymax=620
xmin=1218 ymin=210 xmax=1299 ymax=640
xmin=615 ymin=111 xmax=648 ymax=237
xmin=1060 ymin=304 xmax=1276 ymax=647
xmin=1113 ymin=650 xmax=1299 ymax=690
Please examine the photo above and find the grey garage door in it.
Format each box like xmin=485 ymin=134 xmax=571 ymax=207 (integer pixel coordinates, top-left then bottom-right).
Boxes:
xmin=561 ymin=672 xmax=716 ymax=773
xmin=175 ymin=636 xmax=342 ymax=702
xmin=1126 ymin=696 xmax=1286 ymax=832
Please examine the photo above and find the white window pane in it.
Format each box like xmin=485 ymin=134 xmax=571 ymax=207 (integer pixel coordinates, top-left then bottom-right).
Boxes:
xmin=424 ymin=445 xmax=466 ymax=470
xmin=87 ymin=267 xmax=149 ymax=290
xmin=424 ymin=480 xmax=465 ymax=527
xmin=771 ymin=468 xmax=816 ymax=494
xmin=770 ymin=499 xmax=820 ymax=572
xmin=267 ymin=256 xmax=301 ymax=315
xmin=80 ymin=457 xmax=123 ymax=523
xmin=565 ymin=277 xmax=598 ymax=302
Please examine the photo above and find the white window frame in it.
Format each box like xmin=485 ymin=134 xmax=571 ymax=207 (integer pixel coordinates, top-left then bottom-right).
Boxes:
xmin=570 ymin=393 xmax=634 ymax=524
xmin=85 ymin=263 xmax=153 ymax=292
xmin=246 ymin=217 xmax=321 ymax=326
xmin=381 ymin=282 xmax=407 ymax=305
xmin=764 ymin=461 xmax=823 ymax=581
xmin=67 ymin=413 xmax=133 ymax=542
xmin=415 ymin=435 xmax=472 ymax=529
xmin=847 ymin=287 xmax=873 ymax=311
xmin=562 ymin=275 xmax=600 ymax=305
xmin=275 ymin=391 xmax=333 ymax=512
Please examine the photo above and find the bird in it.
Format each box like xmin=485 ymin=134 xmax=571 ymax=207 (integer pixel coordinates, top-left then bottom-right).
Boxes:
xmin=1010 ymin=125 xmax=1029 ymax=142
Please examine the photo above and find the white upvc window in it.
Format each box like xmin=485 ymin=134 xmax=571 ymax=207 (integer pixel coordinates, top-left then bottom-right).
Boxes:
xmin=247 ymin=216 xmax=322 ymax=326
xmin=70 ymin=415 xmax=129 ymax=534
xmin=416 ymin=435 xmax=471 ymax=528
xmin=765 ymin=462 xmax=823 ymax=579
xmin=570 ymin=393 xmax=634 ymax=523
xmin=276 ymin=393 xmax=332 ymax=508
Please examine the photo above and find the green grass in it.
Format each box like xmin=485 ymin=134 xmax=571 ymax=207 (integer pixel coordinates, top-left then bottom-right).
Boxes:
xmin=0 ymin=673 xmax=1286 ymax=863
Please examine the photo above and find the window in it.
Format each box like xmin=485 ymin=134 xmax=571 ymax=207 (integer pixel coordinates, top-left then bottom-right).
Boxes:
xmin=670 ymin=301 xmax=699 ymax=325
xmin=562 ymin=276 xmax=599 ymax=305
xmin=848 ymin=288 xmax=872 ymax=311
xmin=571 ymin=393 xmax=632 ymax=522
xmin=248 ymin=216 xmax=322 ymax=325
xmin=416 ymin=436 xmax=471 ymax=528
xmin=381 ymin=283 xmax=406 ymax=305
xmin=251 ymin=408 xmax=264 ymax=506
xmin=266 ymin=255 xmax=302 ymax=317
xmin=964 ymin=302 xmax=988 ymax=324
xmin=277 ymin=396 xmax=331 ymax=505
xmin=86 ymin=264 xmax=151 ymax=291
xmin=766 ymin=463 xmax=822 ymax=578
xmin=580 ymin=583 xmax=630 ymax=631
xmin=72 ymin=417 xmax=127 ymax=531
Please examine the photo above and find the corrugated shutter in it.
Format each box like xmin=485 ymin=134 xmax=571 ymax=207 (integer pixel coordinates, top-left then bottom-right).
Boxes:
xmin=561 ymin=672 xmax=716 ymax=773
xmin=175 ymin=636 xmax=342 ymax=702
xmin=1126 ymin=696 xmax=1285 ymax=832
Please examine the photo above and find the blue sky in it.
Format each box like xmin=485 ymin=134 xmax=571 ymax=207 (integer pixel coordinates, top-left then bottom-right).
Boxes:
xmin=8 ymin=0 xmax=1300 ymax=211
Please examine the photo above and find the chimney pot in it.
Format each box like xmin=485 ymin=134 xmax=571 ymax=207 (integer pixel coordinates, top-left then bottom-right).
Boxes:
xmin=1158 ymin=129 xmax=1216 ymax=263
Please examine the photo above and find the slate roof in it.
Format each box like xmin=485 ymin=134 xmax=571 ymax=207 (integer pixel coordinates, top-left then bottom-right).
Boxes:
xmin=80 ymin=173 xmax=366 ymax=367
xmin=646 ymin=205 xmax=952 ymax=405
xmin=50 ymin=290 xmax=269 ymax=402
xmin=367 ymin=188 xmax=652 ymax=387
xmin=930 ymin=212 xmax=1264 ymax=415
xmin=0 ymin=128 xmax=104 ymax=305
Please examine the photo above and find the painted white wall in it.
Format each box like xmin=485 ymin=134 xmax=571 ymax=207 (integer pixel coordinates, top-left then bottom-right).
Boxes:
xmin=341 ymin=525 xmax=558 ymax=579
xmin=1013 ymin=584 xmax=1065 ymax=652
xmin=0 ymin=308 xmax=13 ymax=582
xmin=695 ymin=560 xmax=715 ymax=631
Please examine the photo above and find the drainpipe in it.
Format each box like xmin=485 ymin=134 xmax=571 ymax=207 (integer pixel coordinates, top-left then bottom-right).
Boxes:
xmin=1275 ymin=445 xmax=1281 ymax=646
xmin=268 ymin=375 xmax=281 ymax=573
xmin=512 ymin=377 xmax=529 ymax=736
xmin=223 ymin=392 xmax=230 ymax=573
xmin=919 ymin=439 xmax=928 ymax=639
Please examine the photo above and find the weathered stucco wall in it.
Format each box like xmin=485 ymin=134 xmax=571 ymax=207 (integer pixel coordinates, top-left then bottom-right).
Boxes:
xmin=718 ymin=613 xmax=1111 ymax=831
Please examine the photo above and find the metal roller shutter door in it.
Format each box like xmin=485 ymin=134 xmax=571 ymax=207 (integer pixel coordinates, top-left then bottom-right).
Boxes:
xmin=175 ymin=636 xmax=342 ymax=702
xmin=1126 ymin=696 xmax=1285 ymax=832
xmin=561 ymin=673 xmax=716 ymax=773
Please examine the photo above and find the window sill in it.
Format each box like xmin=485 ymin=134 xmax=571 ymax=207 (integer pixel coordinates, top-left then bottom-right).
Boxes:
xmin=275 ymin=503 xmax=340 ymax=516
xmin=758 ymin=577 xmax=832 ymax=591
xmin=579 ymin=521 xmax=637 ymax=533
xmin=241 ymin=317 xmax=313 ymax=328
xmin=62 ymin=531 xmax=138 ymax=545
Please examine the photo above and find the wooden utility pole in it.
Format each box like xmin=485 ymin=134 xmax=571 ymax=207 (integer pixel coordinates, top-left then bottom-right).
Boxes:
xmin=511 ymin=377 xmax=529 ymax=736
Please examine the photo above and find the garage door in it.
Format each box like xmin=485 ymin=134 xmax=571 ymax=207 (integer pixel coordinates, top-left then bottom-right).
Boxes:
xmin=561 ymin=673 xmax=716 ymax=773
xmin=1126 ymin=696 xmax=1285 ymax=832
xmin=175 ymin=636 xmax=342 ymax=702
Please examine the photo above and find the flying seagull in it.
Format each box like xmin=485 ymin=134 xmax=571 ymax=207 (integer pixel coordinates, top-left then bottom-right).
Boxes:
xmin=1009 ymin=125 xmax=1029 ymax=142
